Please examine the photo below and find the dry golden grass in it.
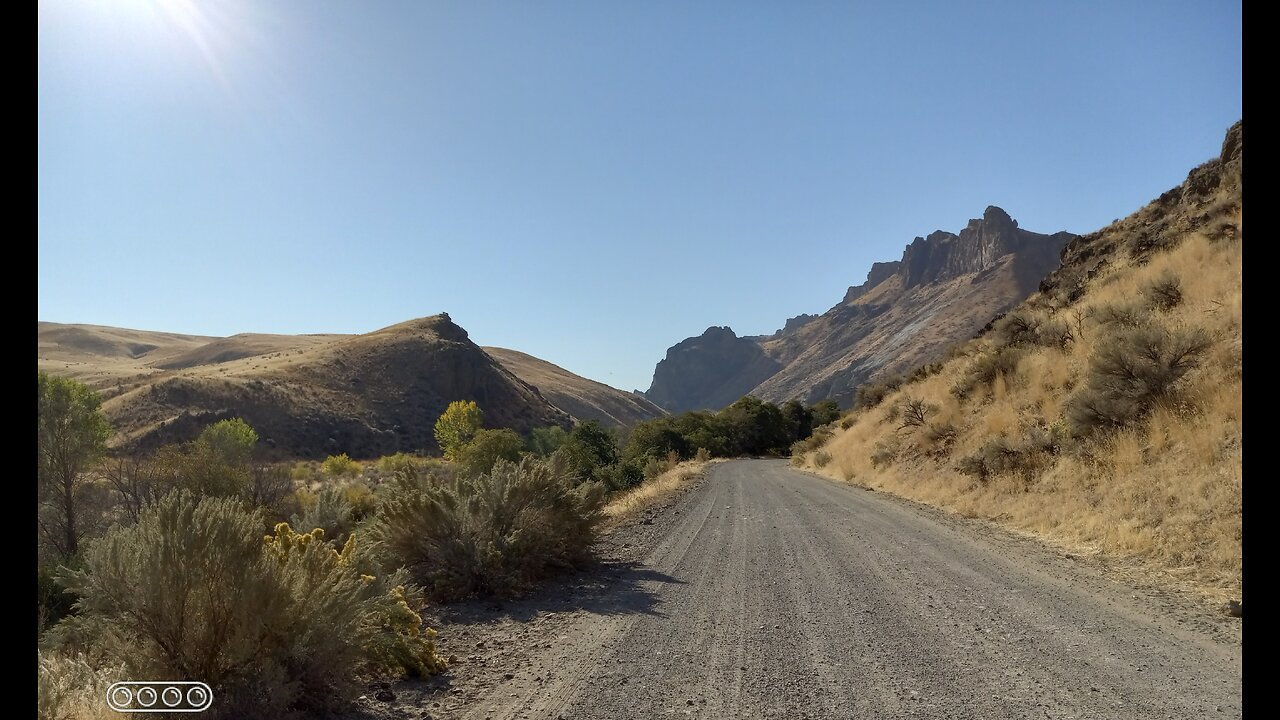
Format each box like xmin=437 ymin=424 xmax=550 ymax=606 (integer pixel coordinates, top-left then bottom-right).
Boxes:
xmin=38 ymin=652 xmax=122 ymax=720
xmin=603 ymin=460 xmax=713 ymax=525
xmin=801 ymin=220 xmax=1242 ymax=602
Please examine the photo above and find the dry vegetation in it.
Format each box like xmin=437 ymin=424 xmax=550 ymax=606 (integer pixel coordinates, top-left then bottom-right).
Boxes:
xmin=603 ymin=457 xmax=713 ymax=524
xmin=798 ymin=124 xmax=1242 ymax=602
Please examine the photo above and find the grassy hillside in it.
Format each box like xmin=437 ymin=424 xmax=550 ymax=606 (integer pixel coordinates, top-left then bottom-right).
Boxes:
xmin=40 ymin=316 xmax=572 ymax=457
xmin=484 ymin=347 xmax=666 ymax=428
xmin=795 ymin=122 xmax=1242 ymax=601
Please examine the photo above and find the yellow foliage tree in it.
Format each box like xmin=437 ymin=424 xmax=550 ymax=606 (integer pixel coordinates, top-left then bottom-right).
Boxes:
xmin=434 ymin=400 xmax=483 ymax=461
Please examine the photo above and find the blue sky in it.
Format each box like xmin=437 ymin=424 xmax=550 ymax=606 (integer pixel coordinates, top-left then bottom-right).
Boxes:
xmin=38 ymin=1 xmax=1242 ymax=393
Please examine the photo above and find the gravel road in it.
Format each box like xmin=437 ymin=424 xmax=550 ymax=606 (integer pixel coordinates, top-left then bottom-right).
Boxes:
xmin=371 ymin=459 xmax=1242 ymax=720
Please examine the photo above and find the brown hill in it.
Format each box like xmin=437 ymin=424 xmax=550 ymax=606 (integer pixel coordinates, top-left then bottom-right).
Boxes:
xmin=483 ymin=347 xmax=666 ymax=428
xmin=645 ymin=206 xmax=1075 ymax=411
xmin=39 ymin=315 xmax=572 ymax=458
xmin=798 ymin=121 xmax=1242 ymax=598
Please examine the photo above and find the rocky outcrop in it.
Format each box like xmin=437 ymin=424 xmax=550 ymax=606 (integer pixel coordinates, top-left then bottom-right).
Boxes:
xmin=843 ymin=261 xmax=901 ymax=303
xmin=643 ymin=327 xmax=783 ymax=413
xmin=646 ymin=208 xmax=1076 ymax=409
xmin=1039 ymin=121 xmax=1241 ymax=306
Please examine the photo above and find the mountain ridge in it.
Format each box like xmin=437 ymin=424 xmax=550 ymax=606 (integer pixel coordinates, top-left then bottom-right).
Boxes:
xmin=644 ymin=206 xmax=1075 ymax=411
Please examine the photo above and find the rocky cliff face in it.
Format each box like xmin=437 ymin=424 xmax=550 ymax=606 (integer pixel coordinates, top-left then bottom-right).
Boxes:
xmin=645 ymin=208 xmax=1075 ymax=410
xmin=642 ymin=326 xmax=782 ymax=413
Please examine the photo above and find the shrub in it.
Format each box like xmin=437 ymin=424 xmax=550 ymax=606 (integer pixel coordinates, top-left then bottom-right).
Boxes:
xmin=322 ymin=453 xmax=362 ymax=477
xmin=526 ymin=426 xmax=569 ymax=456
xmin=954 ymin=346 xmax=1024 ymax=398
xmin=455 ymin=428 xmax=524 ymax=478
xmin=922 ymin=421 xmax=959 ymax=450
xmin=292 ymin=485 xmax=358 ymax=545
xmin=809 ymin=400 xmax=842 ymax=427
xmin=994 ymin=311 xmax=1042 ymax=347
xmin=1144 ymin=271 xmax=1184 ymax=311
xmin=854 ymin=375 xmax=903 ymax=409
xmin=956 ymin=430 xmax=1061 ymax=483
xmin=897 ymin=397 xmax=931 ymax=430
xmin=38 ymin=566 xmax=78 ymax=636
xmin=1067 ymin=325 xmax=1212 ymax=435
xmin=906 ymin=362 xmax=945 ymax=385
xmin=38 ymin=651 xmax=121 ymax=720
xmin=375 ymin=455 xmax=605 ymax=600
xmin=1036 ymin=319 xmax=1075 ymax=350
xmin=377 ymin=452 xmax=427 ymax=478
xmin=54 ymin=492 xmax=444 ymax=718
xmin=840 ymin=416 xmax=856 ymax=430
xmin=248 ymin=463 xmax=295 ymax=515
xmin=870 ymin=440 xmax=898 ymax=468
xmin=813 ymin=451 xmax=832 ymax=468
xmin=790 ymin=424 xmax=833 ymax=456
xmin=1095 ymin=302 xmax=1148 ymax=329
xmin=195 ymin=418 xmax=258 ymax=466
xmin=694 ymin=447 xmax=712 ymax=463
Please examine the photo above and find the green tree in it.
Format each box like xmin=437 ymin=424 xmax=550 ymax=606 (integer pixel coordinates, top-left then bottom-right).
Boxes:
xmin=456 ymin=428 xmax=524 ymax=477
xmin=194 ymin=418 xmax=258 ymax=466
xmin=780 ymin=400 xmax=814 ymax=442
xmin=809 ymin=399 xmax=842 ymax=428
xmin=556 ymin=421 xmax=622 ymax=485
xmin=38 ymin=372 xmax=111 ymax=558
xmin=720 ymin=396 xmax=791 ymax=456
xmin=526 ymin=426 xmax=569 ymax=456
xmin=434 ymin=400 xmax=483 ymax=461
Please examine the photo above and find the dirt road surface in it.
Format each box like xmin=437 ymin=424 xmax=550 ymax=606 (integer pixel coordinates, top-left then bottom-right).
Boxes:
xmin=367 ymin=459 xmax=1241 ymax=720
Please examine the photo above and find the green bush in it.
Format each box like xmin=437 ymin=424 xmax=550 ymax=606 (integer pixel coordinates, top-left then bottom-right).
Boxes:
xmin=322 ymin=453 xmax=362 ymax=477
xmin=1068 ymin=325 xmax=1212 ymax=435
xmin=196 ymin=418 xmax=258 ymax=466
xmin=809 ymin=400 xmax=842 ymax=427
xmin=526 ymin=426 xmax=569 ymax=456
xmin=54 ymin=492 xmax=443 ymax=718
xmin=456 ymin=428 xmax=524 ymax=478
xmin=375 ymin=456 xmax=604 ymax=600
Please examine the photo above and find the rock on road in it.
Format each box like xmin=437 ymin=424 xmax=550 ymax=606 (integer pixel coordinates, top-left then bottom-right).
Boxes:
xmin=457 ymin=459 xmax=1241 ymax=720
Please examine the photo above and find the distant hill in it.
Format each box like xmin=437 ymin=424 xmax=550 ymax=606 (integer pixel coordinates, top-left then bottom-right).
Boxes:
xmin=644 ymin=206 xmax=1075 ymax=411
xmin=37 ymin=315 xmax=580 ymax=458
xmin=483 ymin=347 xmax=665 ymax=428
